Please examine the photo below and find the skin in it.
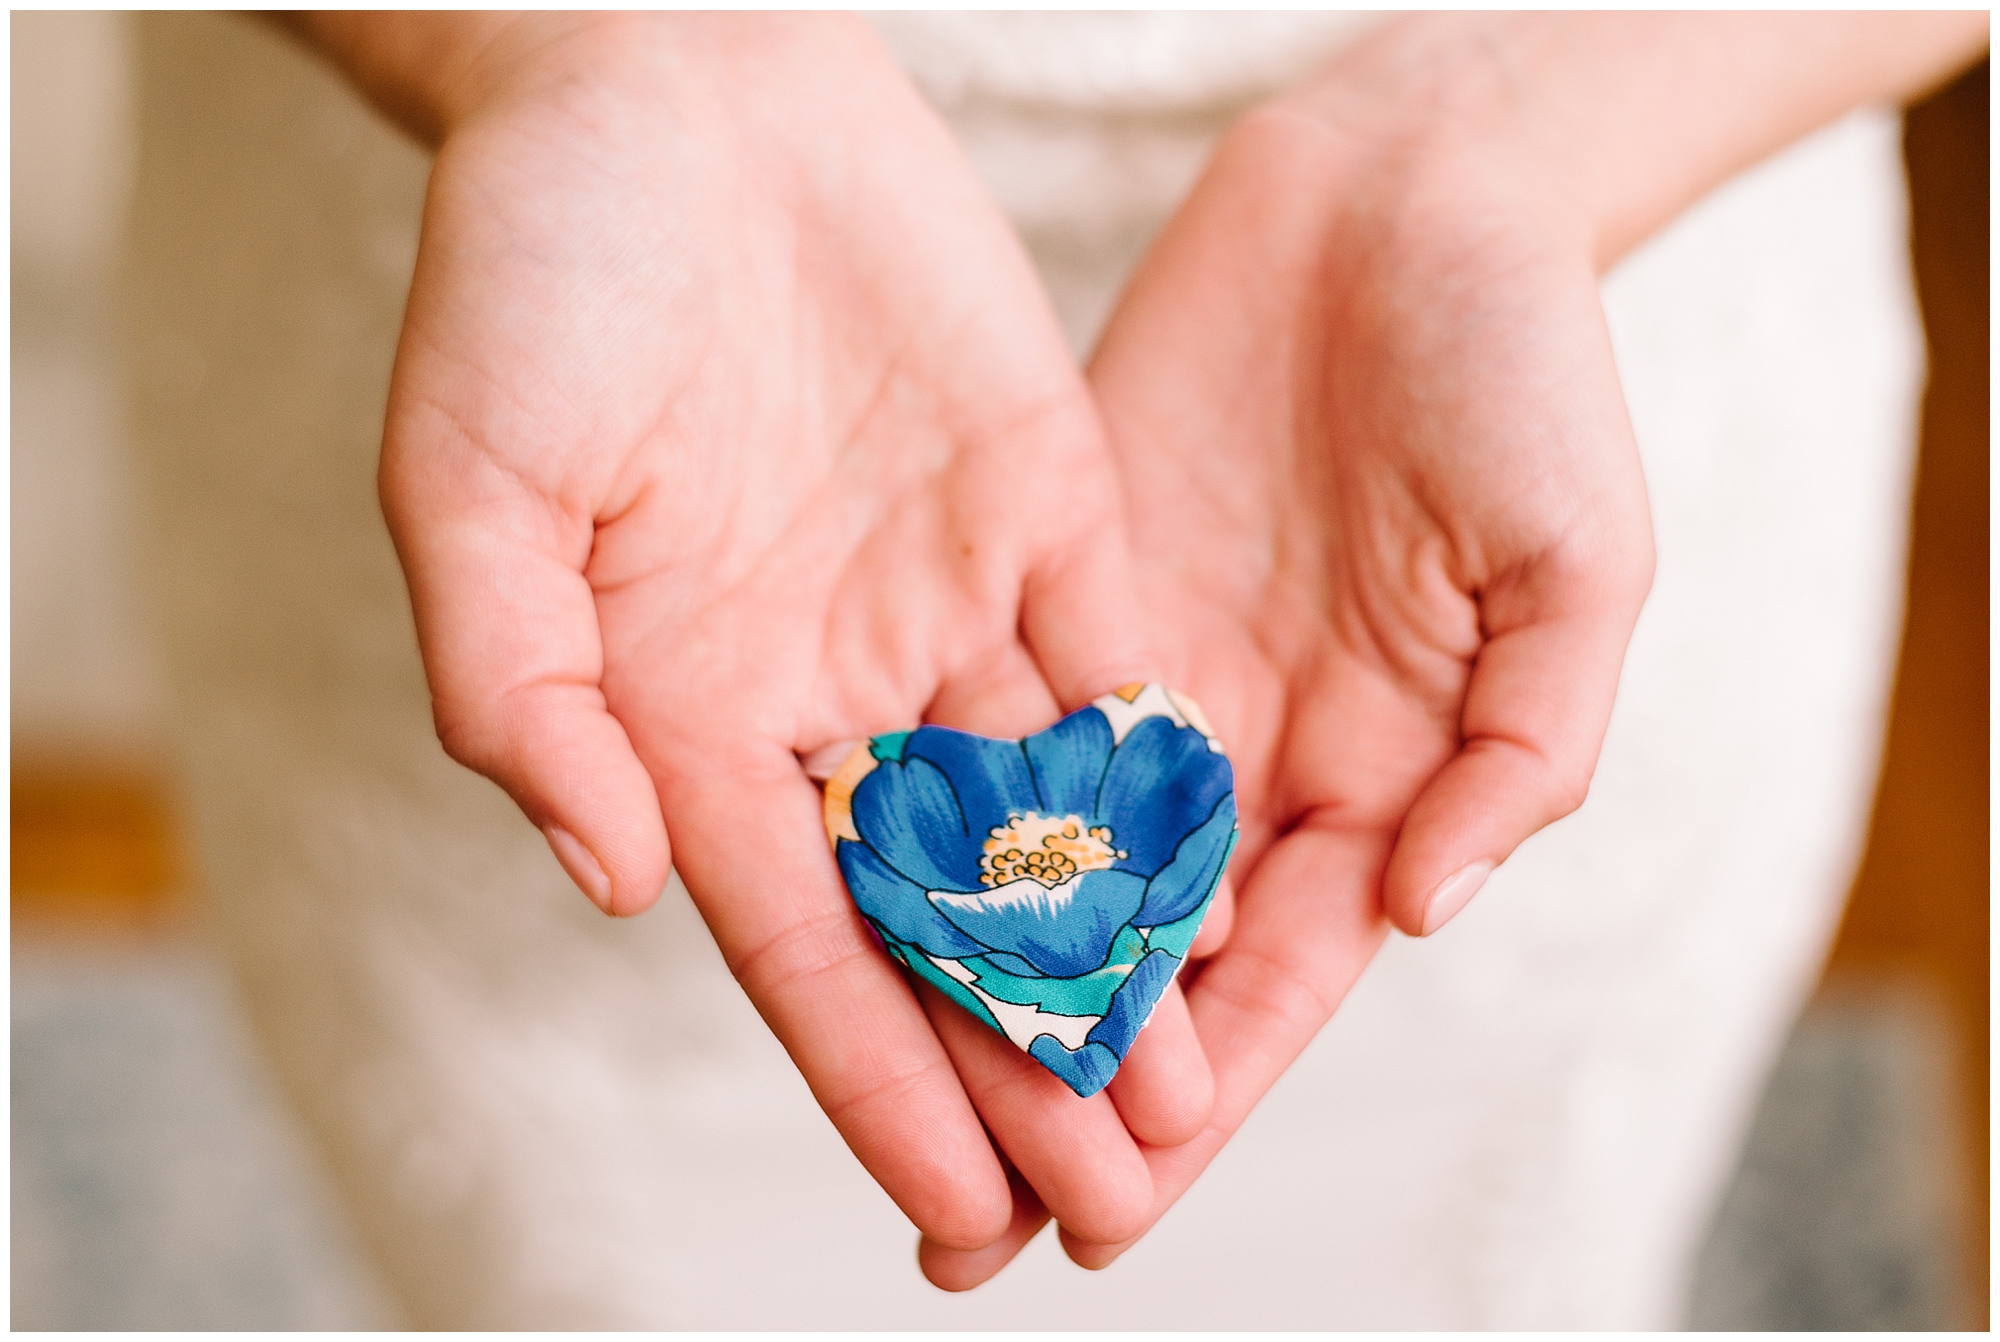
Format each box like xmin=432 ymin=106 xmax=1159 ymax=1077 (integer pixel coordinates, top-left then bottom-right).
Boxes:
xmin=915 ymin=11 xmax=1990 ymax=1284
xmin=289 ymin=8 xmax=1987 ymax=1295
xmin=288 ymin=11 xmax=1211 ymax=1262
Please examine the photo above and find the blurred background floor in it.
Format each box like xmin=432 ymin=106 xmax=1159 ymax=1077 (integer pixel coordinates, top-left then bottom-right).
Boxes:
xmin=8 ymin=906 xmax=1976 ymax=1330
xmin=10 ymin=937 xmax=401 ymax=1330
xmin=1688 ymin=977 xmax=1972 ymax=1329
xmin=10 ymin=14 xmax=1987 ymax=1331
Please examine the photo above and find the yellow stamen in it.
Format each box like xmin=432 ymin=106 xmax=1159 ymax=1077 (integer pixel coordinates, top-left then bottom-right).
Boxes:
xmin=979 ymin=812 xmax=1126 ymax=888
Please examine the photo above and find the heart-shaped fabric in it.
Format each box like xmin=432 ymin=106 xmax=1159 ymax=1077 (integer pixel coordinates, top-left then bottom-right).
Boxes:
xmin=823 ymin=684 xmax=1237 ymax=1097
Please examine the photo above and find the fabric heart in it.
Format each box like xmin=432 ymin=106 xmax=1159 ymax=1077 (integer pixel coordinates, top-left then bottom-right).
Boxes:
xmin=822 ymin=683 xmax=1237 ymax=1097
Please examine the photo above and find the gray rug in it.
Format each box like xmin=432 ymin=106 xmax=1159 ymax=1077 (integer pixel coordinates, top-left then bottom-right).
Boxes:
xmin=1686 ymin=980 xmax=1969 ymax=1330
xmin=10 ymin=940 xmax=1970 ymax=1329
xmin=10 ymin=942 xmax=397 ymax=1330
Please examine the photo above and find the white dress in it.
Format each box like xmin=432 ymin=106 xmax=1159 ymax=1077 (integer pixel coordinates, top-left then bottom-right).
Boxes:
xmin=123 ymin=13 xmax=1920 ymax=1328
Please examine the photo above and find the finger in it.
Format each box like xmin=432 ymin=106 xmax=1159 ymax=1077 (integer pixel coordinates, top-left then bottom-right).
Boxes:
xmin=1381 ymin=545 xmax=1652 ymax=937
xmin=802 ymin=739 xmax=866 ymax=783
xmin=1104 ymin=978 xmax=1212 ymax=1148
xmin=919 ymin=978 xmax=1154 ymax=1246
xmin=1061 ymin=822 xmax=1391 ymax=1269
xmin=918 ymin=1169 xmax=1051 ymax=1292
xmin=1187 ymin=873 xmax=1235 ymax=960
xmin=657 ymin=746 xmax=1014 ymax=1250
xmin=927 ymin=640 xmax=1061 ymax=739
xmin=926 ymin=645 xmax=1216 ymax=1156
xmin=1020 ymin=508 xmax=1158 ymax=711
xmin=379 ymin=446 xmax=670 ymax=916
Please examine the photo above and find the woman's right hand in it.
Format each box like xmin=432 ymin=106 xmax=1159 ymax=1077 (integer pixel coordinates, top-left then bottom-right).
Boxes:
xmin=295 ymin=11 xmax=1206 ymax=1268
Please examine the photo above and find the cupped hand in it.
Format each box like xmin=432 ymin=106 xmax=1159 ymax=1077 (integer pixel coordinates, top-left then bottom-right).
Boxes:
xmin=926 ymin=72 xmax=1656 ymax=1282
xmin=370 ymin=13 xmax=1210 ymax=1265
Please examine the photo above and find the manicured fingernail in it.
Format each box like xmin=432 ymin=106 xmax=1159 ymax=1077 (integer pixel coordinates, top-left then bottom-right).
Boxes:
xmin=543 ymin=824 xmax=612 ymax=912
xmin=1420 ymin=860 xmax=1494 ymax=936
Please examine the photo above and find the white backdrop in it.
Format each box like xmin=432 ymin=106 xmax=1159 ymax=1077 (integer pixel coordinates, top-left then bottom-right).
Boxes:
xmin=97 ymin=12 xmax=1923 ymax=1328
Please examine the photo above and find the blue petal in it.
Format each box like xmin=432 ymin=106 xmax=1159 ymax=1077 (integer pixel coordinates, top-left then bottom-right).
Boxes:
xmin=904 ymin=725 xmax=1038 ymax=835
xmin=1135 ymin=793 xmax=1237 ymax=928
xmin=1086 ymin=949 xmax=1181 ymax=1060
xmin=1097 ymin=716 xmax=1234 ymax=877
xmin=837 ymin=840 xmax=984 ymax=959
xmin=928 ymin=868 xmax=1147 ymax=979
xmin=1028 ymin=1036 xmax=1122 ymax=1098
xmin=1145 ymin=879 xmax=1221 ymax=962
xmin=1023 ymin=706 xmax=1115 ymax=819
xmin=849 ymin=755 xmax=985 ymax=891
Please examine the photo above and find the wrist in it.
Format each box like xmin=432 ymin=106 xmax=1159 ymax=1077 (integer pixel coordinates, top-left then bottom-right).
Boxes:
xmin=284 ymin=11 xmax=636 ymax=145
xmin=1272 ymin=12 xmax=1988 ymax=272
xmin=290 ymin=12 xmax=896 ymax=151
xmin=1259 ymin=17 xmax=1599 ymax=278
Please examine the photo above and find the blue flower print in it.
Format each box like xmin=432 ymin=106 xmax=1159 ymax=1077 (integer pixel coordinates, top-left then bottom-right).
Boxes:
xmin=823 ymin=684 xmax=1237 ymax=1097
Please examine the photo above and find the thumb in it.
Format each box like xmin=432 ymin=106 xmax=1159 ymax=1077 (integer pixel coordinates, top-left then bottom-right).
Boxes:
xmin=1382 ymin=541 xmax=1652 ymax=937
xmin=382 ymin=443 xmax=672 ymax=917
xmin=1019 ymin=507 xmax=1159 ymax=712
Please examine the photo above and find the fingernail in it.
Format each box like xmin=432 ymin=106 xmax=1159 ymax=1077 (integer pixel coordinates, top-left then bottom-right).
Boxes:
xmin=543 ymin=824 xmax=612 ymax=912
xmin=800 ymin=740 xmax=865 ymax=784
xmin=1420 ymin=860 xmax=1494 ymax=936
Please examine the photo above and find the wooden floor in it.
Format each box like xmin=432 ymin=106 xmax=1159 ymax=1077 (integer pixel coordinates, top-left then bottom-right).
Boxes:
xmin=11 ymin=57 xmax=1990 ymax=1327
xmin=11 ymin=760 xmax=185 ymax=938
xmin=1823 ymin=57 xmax=1990 ymax=1318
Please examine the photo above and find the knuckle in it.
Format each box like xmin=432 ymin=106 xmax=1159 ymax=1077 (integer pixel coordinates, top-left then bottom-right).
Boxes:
xmin=1067 ymin=1168 xmax=1155 ymax=1246
xmin=1630 ymin=535 xmax=1659 ymax=596
xmin=431 ymin=698 xmax=500 ymax=774
xmin=818 ymin=1060 xmax=1010 ymax=1246
xmin=1549 ymin=772 xmax=1592 ymax=820
xmin=1538 ymin=751 xmax=1595 ymax=821
xmin=726 ymin=906 xmax=871 ymax=1004
xmin=1228 ymin=102 xmax=1331 ymax=164
xmin=817 ymin=1053 xmax=939 ymax=1135
xmin=1201 ymin=946 xmax=1335 ymax=1043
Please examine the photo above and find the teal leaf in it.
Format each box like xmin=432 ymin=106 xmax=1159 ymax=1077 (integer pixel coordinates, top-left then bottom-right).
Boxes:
xmin=869 ymin=731 xmax=913 ymax=762
xmin=885 ymin=937 xmax=1003 ymax=1037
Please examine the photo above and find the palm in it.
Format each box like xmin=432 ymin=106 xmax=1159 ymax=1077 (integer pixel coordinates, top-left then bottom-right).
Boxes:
xmin=378 ymin=17 xmax=1184 ymax=1262
xmin=1066 ymin=107 xmax=1656 ymax=1264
